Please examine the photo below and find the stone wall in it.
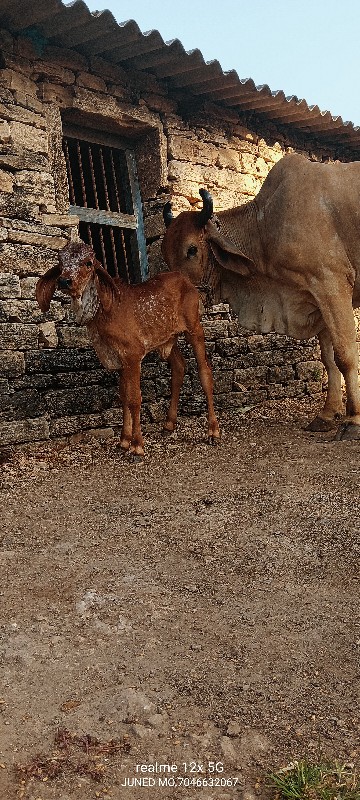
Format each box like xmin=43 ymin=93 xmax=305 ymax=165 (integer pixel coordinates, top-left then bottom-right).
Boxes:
xmin=0 ymin=26 xmax=357 ymax=447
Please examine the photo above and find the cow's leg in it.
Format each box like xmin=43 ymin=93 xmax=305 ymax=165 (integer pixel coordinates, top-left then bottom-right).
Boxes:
xmin=307 ymin=327 xmax=344 ymax=431
xmin=185 ymin=323 xmax=220 ymax=445
xmin=163 ymin=342 xmax=186 ymax=434
xmin=120 ymin=361 xmax=145 ymax=460
xmin=315 ymin=290 xmax=360 ymax=439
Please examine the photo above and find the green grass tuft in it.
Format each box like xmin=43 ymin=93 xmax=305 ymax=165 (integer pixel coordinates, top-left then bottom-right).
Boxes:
xmin=267 ymin=759 xmax=360 ymax=800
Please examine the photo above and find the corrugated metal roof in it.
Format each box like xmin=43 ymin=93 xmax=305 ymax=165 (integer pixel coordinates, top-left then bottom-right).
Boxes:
xmin=1 ymin=0 xmax=360 ymax=148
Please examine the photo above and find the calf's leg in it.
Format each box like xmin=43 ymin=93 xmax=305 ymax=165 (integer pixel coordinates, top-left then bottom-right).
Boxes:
xmin=118 ymin=370 xmax=133 ymax=452
xmin=163 ymin=342 xmax=186 ymax=434
xmin=185 ymin=323 xmax=220 ymax=445
xmin=119 ymin=361 xmax=145 ymax=460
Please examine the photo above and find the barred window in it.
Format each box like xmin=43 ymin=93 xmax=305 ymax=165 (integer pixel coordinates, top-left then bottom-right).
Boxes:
xmin=62 ymin=126 xmax=148 ymax=283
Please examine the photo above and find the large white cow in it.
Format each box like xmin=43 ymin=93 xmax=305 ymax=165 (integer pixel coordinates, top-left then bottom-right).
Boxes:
xmin=162 ymin=154 xmax=360 ymax=439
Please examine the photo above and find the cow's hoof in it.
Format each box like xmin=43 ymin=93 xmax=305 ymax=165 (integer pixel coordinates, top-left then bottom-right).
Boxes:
xmin=306 ymin=416 xmax=336 ymax=432
xmin=207 ymin=435 xmax=220 ymax=446
xmin=334 ymin=422 xmax=360 ymax=441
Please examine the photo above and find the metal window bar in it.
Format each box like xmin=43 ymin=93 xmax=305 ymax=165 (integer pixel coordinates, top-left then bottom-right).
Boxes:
xmin=62 ymin=134 xmax=148 ymax=283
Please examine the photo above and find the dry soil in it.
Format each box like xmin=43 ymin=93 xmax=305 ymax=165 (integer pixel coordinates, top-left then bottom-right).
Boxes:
xmin=0 ymin=398 xmax=359 ymax=800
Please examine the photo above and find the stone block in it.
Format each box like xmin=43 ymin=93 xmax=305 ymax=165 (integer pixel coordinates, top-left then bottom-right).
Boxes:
xmin=106 ymin=83 xmax=127 ymax=99
xmin=0 ymin=350 xmax=24 ymax=376
xmin=20 ymin=276 xmax=40 ymax=299
xmin=0 ymin=84 xmax=14 ymax=104
xmin=168 ymin=160 xmax=204 ymax=201
xmin=216 ymin=148 xmax=241 ymax=171
xmin=144 ymin=212 xmax=166 ymax=240
xmin=247 ymin=334 xmax=266 ymax=350
xmin=0 ymin=144 xmax=48 ymax=171
xmin=55 ymin=369 xmax=114 ymax=388
xmin=0 ymin=273 xmax=21 ymax=298
xmin=41 ymin=213 xmax=79 ymax=228
xmin=258 ymin=139 xmax=284 ymax=163
xmin=168 ymin=134 xmax=217 ymax=166
xmin=0 ymin=68 xmax=37 ymax=96
xmin=212 ymin=370 xmax=233 ymax=394
xmin=205 ymin=164 xmax=261 ymax=195
xmin=9 ymin=121 xmax=48 ymax=154
xmin=0 ymin=377 xmax=9 ymax=396
xmin=73 ymin=86 xmax=118 ymax=119
xmin=45 ymin=385 xmax=116 ymax=417
xmin=0 ymin=416 xmax=49 ymax=445
xmin=0 ymin=298 xmax=65 ymax=324
xmin=0 ymin=242 xmax=59 ymax=277
xmin=140 ymin=380 xmax=157 ymax=402
xmin=147 ymin=231 xmax=170 ymax=271
xmin=25 ymin=347 xmax=100 ymax=374
xmin=202 ymin=320 xmax=229 ymax=340
xmin=38 ymin=82 xmax=74 ymax=107
xmin=296 ymin=360 xmax=323 ymax=381
xmin=57 ymin=326 xmax=90 ymax=348
xmin=76 ymin=71 xmax=107 ymax=92
xmin=143 ymin=93 xmax=176 ymax=113
xmin=0 ymin=323 xmax=38 ymax=350
xmin=7 ymin=229 xmax=67 ymax=250
xmin=307 ymin=380 xmax=323 ymax=396
xmin=49 ymin=408 xmax=122 ymax=438
xmin=0 ymin=121 xmax=11 ymax=143
xmin=32 ymin=60 xmax=75 ymax=85
xmin=0 ymin=101 xmax=46 ymax=129
xmin=0 ymin=167 xmax=13 ymax=192
xmin=13 ymin=170 xmax=56 ymax=208
xmin=12 ymin=90 xmax=43 ymax=113
xmin=2 ymin=388 xmax=46 ymax=421
xmin=234 ymin=366 xmax=268 ymax=387
xmin=216 ymin=338 xmax=241 ymax=357
xmin=267 ymin=365 xmax=295 ymax=384
xmin=38 ymin=321 xmax=58 ymax=348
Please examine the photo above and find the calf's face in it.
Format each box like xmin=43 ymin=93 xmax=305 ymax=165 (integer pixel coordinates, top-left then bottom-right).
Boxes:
xmin=58 ymin=242 xmax=95 ymax=298
xmin=36 ymin=241 xmax=116 ymax=321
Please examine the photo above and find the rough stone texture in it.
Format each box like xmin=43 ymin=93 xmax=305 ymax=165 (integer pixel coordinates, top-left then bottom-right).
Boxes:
xmin=0 ymin=350 xmax=24 ymax=376
xmin=38 ymin=321 xmax=58 ymax=348
xmin=0 ymin=24 xmax=359 ymax=445
xmin=0 ymin=416 xmax=49 ymax=444
xmin=0 ymin=272 xmax=21 ymax=298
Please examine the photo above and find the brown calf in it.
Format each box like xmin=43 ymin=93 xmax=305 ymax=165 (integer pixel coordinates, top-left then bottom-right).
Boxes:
xmin=36 ymin=241 xmax=220 ymax=460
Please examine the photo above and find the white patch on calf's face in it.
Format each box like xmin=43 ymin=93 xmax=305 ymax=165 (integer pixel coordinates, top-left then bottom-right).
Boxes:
xmin=70 ymin=278 xmax=99 ymax=325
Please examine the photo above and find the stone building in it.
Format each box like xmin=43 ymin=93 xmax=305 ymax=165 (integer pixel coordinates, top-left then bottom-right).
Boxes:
xmin=1 ymin=0 xmax=360 ymax=447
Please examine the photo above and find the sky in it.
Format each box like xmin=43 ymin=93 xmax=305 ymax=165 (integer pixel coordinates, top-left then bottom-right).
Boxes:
xmin=84 ymin=0 xmax=360 ymax=127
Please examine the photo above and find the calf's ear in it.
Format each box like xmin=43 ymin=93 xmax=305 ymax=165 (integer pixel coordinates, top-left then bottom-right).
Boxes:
xmin=94 ymin=265 xmax=117 ymax=313
xmin=205 ymin=220 xmax=255 ymax=277
xmin=35 ymin=265 xmax=62 ymax=312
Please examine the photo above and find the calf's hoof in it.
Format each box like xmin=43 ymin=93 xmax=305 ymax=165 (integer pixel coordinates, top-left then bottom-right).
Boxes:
xmin=306 ymin=416 xmax=337 ymax=432
xmin=162 ymin=427 xmax=174 ymax=437
xmin=116 ymin=444 xmax=130 ymax=457
xmin=207 ymin=435 xmax=220 ymax=446
xmin=128 ymin=452 xmax=144 ymax=463
xmin=334 ymin=422 xmax=360 ymax=441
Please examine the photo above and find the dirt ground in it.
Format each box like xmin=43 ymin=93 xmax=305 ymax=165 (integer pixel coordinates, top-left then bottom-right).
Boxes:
xmin=0 ymin=397 xmax=359 ymax=800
